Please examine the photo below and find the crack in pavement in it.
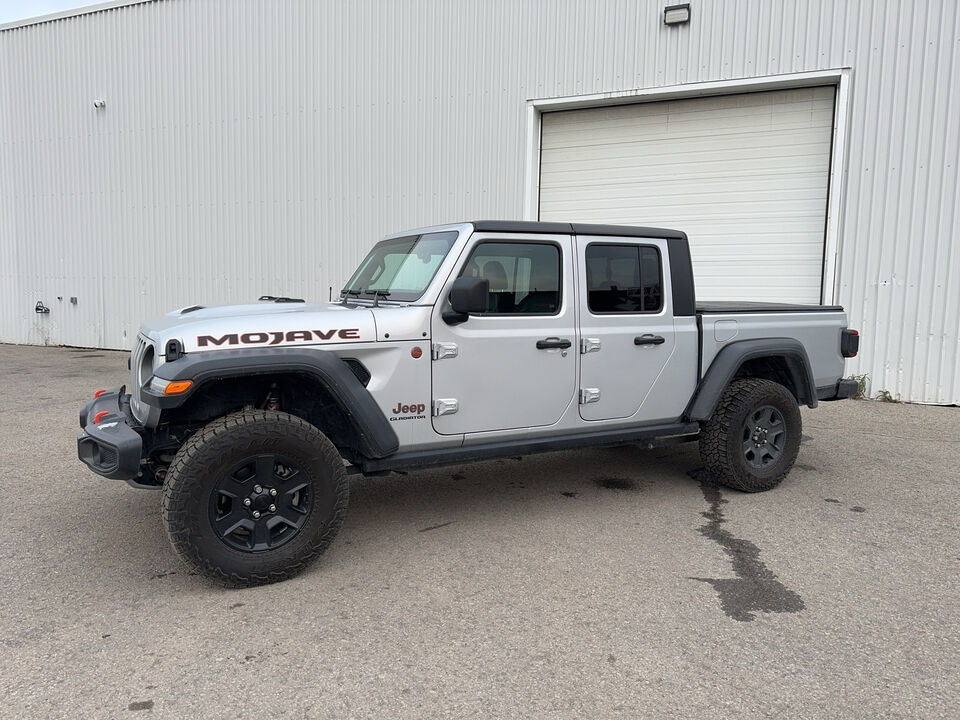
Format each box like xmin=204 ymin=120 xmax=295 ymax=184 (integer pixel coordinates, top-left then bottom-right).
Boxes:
xmin=688 ymin=469 xmax=804 ymax=622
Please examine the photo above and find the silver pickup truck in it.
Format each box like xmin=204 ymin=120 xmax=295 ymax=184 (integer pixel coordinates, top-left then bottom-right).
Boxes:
xmin=77 ymin=221 xmax=860 ymax=585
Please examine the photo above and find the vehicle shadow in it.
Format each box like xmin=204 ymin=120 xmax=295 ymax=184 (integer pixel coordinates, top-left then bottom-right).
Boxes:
xmin=76 ymin=442 xmax=703 ymax=589
xmin=341 ymin=442 xmax=702 ymax=535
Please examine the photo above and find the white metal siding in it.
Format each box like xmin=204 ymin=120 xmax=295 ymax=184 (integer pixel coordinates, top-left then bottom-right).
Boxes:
xmin=539 ymin=87 xmax=835 ymax=304
xmin=1 ymin=0 xmax=958 ymax=403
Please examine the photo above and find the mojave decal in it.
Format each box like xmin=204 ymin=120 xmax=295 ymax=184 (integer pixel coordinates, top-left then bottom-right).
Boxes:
xmin=197 ymin=329 xmax=361 ymax=347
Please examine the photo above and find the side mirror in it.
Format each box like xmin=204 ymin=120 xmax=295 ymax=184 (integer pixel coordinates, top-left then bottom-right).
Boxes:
xmin=444 ymin=277 xmax=489 ymax=324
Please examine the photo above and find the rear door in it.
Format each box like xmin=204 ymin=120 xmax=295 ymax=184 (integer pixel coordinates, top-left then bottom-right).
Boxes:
xmin=430 ymin=233 xmax=578 ymax=435
xmin=576 ymin=236 xmax=676 ymax=422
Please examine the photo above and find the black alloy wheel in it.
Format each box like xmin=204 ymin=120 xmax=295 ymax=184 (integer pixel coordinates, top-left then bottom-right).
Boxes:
xmin=209 ymin=453 xmax=313 ymax=552
xmin=740 ymin=405 xmax=787 ymax=470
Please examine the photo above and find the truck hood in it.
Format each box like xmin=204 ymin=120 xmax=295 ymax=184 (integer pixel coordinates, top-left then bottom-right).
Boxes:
xmin=141 ymin=301 xmax=377 ymax=352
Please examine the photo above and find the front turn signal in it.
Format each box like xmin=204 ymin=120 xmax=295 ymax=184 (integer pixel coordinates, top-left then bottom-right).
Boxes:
xmin=163 ymin=380 xmax=194 ymax=395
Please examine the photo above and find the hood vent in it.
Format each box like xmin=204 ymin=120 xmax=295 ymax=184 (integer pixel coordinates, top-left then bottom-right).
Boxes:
xmin=259 ymin=295 xmax=305 ymax=303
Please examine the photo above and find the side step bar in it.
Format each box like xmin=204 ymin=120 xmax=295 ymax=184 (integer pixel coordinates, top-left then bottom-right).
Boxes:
xmin=354 ymin=422 xmax=699 ymax=474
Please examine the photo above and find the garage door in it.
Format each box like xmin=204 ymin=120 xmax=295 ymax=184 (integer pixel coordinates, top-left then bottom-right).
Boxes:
xmin=538 ymin=87 xmax=835 ymax=304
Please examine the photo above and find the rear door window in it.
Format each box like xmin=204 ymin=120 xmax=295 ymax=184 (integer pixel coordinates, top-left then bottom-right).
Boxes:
xmin=585 ymin=244 xmax=662 ymax=313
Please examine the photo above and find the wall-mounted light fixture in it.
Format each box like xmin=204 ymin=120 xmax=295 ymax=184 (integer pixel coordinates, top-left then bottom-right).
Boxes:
xmin=93 ymin=99 xmax=106 ymax=109
xmin=663 ymin=3 xmax=691 ymax=25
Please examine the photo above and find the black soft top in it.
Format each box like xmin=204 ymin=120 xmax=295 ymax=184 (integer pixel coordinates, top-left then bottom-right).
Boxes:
xmin=471 ymin=220 xmax=686 ymax=239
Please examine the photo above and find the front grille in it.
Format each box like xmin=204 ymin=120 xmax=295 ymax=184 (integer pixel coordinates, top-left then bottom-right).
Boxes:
xmin=129 ymin=335 xmax=154 ymax=424
xmin=131 ymin=336 xmax=148 ymax=387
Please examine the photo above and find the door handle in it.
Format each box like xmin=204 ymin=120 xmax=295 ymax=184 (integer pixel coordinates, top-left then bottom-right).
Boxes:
xmin=634 ymin=334 xmax=666 ymax=346
xmin=536 ymin=337 xmax=572 ymax=350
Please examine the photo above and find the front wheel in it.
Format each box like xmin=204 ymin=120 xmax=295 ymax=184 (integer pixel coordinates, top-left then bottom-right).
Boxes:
xmin=699 ymin=378 xmax=802 ymax=492
xmin=161 ymin=410 xmax=349 ymax=586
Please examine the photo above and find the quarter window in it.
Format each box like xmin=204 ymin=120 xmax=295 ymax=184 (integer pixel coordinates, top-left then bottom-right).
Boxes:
xmin=459 ymin=242 xmax=561 ymax=314
xmin=585 ymin=244 xmax=662 ymax=313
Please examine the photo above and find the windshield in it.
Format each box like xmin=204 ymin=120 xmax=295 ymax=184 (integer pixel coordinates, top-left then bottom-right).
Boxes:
xmin=342 ymin=230 xmax=459 ymax=302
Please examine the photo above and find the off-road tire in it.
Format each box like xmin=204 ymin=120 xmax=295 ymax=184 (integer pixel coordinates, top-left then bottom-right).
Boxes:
xmin=161 ymin=410 xmax=348 ymax=586
xmin=699 ymin=378 xmax=802 ymax=493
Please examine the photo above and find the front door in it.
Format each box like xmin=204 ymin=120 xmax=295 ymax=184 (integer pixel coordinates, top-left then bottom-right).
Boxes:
xmin=576 ymin=236 xmax=676 ymax=422
xmin=431 ymin=234 xmax=578 ymax=436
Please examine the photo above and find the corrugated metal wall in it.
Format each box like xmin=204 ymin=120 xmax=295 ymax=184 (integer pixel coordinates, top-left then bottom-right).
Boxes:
xmin=1 ymin=0 xmax=958 ymax=403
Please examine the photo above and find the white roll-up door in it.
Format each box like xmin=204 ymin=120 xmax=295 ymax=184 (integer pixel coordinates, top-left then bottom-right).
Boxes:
xmin=539 ymin=86 xmax=836 ymax=304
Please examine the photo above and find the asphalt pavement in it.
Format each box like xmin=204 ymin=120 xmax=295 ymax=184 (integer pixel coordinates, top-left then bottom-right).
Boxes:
xmin=0 ymin=344 xmax=957 ymax=719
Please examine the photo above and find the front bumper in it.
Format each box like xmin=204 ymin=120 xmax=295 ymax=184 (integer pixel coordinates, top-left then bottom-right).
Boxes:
xmin=77 ymin=388 xmax=144 ymax=480
xmin=817 ymin=378 xmax=860 ymax=401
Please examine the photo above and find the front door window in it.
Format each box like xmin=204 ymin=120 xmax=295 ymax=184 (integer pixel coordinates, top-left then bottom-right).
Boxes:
xmin=459 ymin=242 xmax=561 ymax=315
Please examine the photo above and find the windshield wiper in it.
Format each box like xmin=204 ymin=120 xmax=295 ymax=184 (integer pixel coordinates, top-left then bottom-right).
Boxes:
xmin=340 ymin=288 xmax=393 ymax=307
xmin=339 ymin=288 xmax=362 ymax=306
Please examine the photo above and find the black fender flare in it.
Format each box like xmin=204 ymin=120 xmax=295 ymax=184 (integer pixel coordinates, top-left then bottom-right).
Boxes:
xmin=141 ymin=347 xmax=399 ymax=459
xmin=685 ymin=338 xmax=818 ymax=422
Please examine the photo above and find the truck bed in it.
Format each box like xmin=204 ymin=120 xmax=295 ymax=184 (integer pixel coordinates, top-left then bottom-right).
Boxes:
xmin=697 ymin=301 xmax=843 ymax=314
xmin=696 ymin=302 xmax=848 ymax=393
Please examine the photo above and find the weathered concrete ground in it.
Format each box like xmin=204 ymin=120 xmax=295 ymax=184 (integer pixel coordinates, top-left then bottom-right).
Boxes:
xmin=0 ymin=344 xmax=957 ymax=719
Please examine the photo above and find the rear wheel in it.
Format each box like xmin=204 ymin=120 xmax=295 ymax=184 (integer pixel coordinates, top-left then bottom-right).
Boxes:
xmin=699 ymin=378 xmax=802 ymax=492
xmin=161 ymin=410 xmax=348 ymax=586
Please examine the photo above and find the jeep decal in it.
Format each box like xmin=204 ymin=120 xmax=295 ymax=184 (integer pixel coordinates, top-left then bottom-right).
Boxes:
xmin=390 ymin=402 xmax=427 ymax=422
xmin=197 ymin=329 xmax=361 ymax=347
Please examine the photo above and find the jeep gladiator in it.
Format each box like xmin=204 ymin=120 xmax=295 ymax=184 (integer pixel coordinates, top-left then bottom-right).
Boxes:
xmin=77 ymin=221 xmax=860 ymax=585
